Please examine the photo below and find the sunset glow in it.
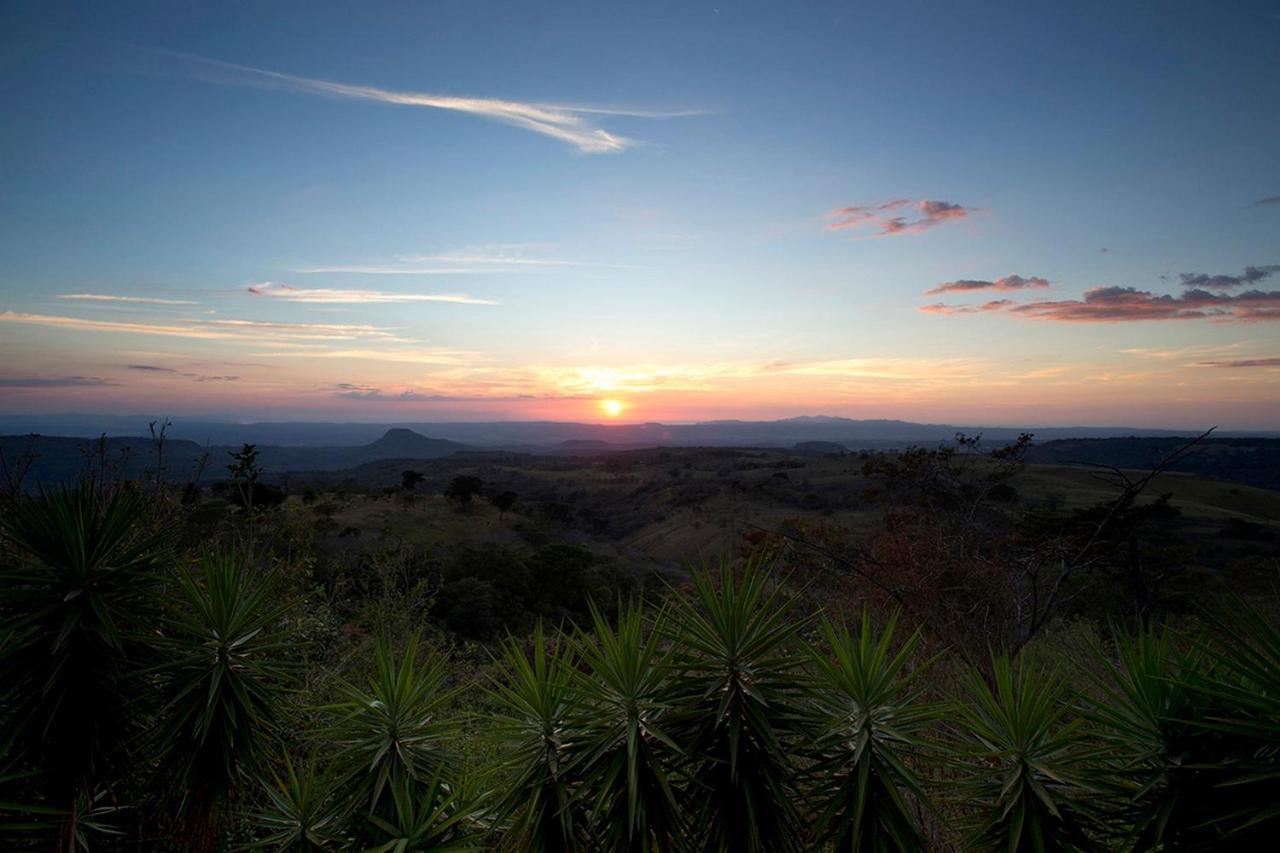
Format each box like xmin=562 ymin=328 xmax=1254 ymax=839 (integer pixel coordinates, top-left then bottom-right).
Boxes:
xmin=0 ymin=5 xmax=1277 ymax=429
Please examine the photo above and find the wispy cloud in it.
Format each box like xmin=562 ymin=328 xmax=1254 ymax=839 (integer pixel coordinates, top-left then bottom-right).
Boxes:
xmin=919 ymin=299 xmax=1015 ymax=315
xmin=1177 ymin=265 xmax=1279 ymax=290
xmin=1254 ymin=195 xmax=1280 ymax=206
xmin=925 ymin=275 xmax=1049 ymax=295
xmin=1195 ymin=357 xmax=1280 ymax=368
xmin=58 ymin=293 xmax=197 ymax=305
xmin=293 ymin=247 xmax=626 ymax=275
xmin=403 ymin=357 xmax=992 ymax=401
xmin=826 ymin=199 xmax=976 ymax=237
xmin=0 ymin=310 xmax=411 ymax=343
xmin=247 ymin=282 xmax=497 ymax=305
xmin=0 ymin=375 xmax=118 ymax=388
xmin=334 ymin=385 xmax=480 ymax=403
xmin=253 ymin=347 xmax=477 ymax=366
xmin=125 ymin=363 xmax=239 ymax=382
xmin=177 ymin=53 xmax=696 ymax=154
xmin=1119 ymin=343 xmax=1242 ymax=361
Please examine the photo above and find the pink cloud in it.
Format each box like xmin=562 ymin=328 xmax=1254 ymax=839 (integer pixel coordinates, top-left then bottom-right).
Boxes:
xmin=925 ymin=275 xmax=1050 ymax=295
xmin=1010 ymin=287 xmax=1280 ymax=323
xmin=826 ymin=198 xmax=976 ymax=237
xmin=925 ymin=286 xmax=1280 ymax=323
xmin=918 ymin=299 xmax=1014 ymax=315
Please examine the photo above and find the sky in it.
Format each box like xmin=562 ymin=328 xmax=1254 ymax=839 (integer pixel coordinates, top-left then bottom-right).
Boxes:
xmin=1 ymin=1 xmax=1278 ymax=428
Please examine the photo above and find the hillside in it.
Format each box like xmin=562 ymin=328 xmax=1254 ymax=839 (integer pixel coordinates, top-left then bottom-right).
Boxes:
xmin=1027 ymin=436 xmax=1280 ymax=490
xmin=278 ymin=446 xmax=1280 ymax=574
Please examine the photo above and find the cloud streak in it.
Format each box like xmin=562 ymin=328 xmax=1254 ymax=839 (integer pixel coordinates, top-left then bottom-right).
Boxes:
xmin=826 ymin=199 xmax=976 ymax=237
xmin=126 ymin=364 xmax=239 ymax=382
xmin=179 ymin=54 xmax=695 ymax=153
xmin=58 ymin=293 xmax=197 ymax=305
xmin=925 ymin=275 xmax=1049 ymax=295
xmin=248 ymin=282 xmax=497 ymax=305
xmin=918 ymin=299 xmax=1015 ymax=315
xmin=1195 ymin=357 xmax=1280 ymax=368
xmin=0 ymin=310 xmax=412 ymax=344
xmin=293 ymin=248 xmax=627 ymax=276
xmin=253 ymin=347 xmax=477 ymax=366
xmin=0 ymin=375 xmax=117 ymax=388
xmin=1176 ymin=265 xmax=1279 ymax=290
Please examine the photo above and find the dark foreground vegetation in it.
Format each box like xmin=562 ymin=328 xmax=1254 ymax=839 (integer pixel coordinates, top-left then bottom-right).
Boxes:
xmin=1 ymin=432 xmax=1278 ymax=851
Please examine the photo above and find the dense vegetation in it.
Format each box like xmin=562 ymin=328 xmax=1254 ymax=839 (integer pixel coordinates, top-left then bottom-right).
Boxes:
xmin=1 ymin=435 xmax=1278 ymax=851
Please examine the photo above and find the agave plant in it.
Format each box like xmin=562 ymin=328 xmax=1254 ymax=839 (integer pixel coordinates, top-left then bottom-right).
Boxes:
xmin=328 ymin=632 xmax=458 ymax=819
xmin=1088 ymin=626 xmax=1219 ymax=850
xmin=1178 ymin=600 xmax=1280 ymax=846
xmin=364 ymin=770 xmax=483 ymax=853
xmin=488 ymin=622 xmax=584 ymax=852
xmin=156 ymin=550 xmax=298 ymax=852
xmin=808 ymin=611 xmax=936 ymax=852
xmin=954 ymin=655 xmax=1103 ymax=852
xmin=248 ymin=751 xmax=347 ymax=851
xmin=0 ymin=762 xmax=59 ymax=843
xmin=570 ymin=602 xmax=684 ymax=853
xmin=0 ymin=485 xmax=166 ymax=843
xmin=665 ymin=558 xmax=808 ymax=853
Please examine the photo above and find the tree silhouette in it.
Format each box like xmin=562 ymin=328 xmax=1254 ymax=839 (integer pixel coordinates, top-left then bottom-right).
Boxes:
xmin=444 ymin=475 xmax=483 ymax=506
xmin=490 ymin=490 xmax=518 ymax=518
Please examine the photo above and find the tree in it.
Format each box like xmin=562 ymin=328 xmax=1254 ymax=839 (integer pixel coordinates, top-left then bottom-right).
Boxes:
xmin=226 ymin=443 xmax=261 ymax=513
xmin=491 ymin=489 xmax=518 ymax=518
xmin=445 ymin=475 xmax=484 ymax=507
xmin=401 ymin=470 xmax=425 ymax=492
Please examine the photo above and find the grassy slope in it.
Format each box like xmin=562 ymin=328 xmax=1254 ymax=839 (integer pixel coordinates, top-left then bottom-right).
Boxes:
xmin=1017 ymin=464 xmax=1280 ymax=522
xmin=297 ymin=452 xmax=1280 ymax=572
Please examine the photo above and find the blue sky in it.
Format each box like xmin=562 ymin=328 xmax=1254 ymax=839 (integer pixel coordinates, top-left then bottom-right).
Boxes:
xmin=1 ymin=1 xmax=1278 ymax=427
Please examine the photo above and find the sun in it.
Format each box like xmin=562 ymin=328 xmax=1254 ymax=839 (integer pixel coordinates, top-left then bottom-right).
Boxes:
xmin=599 ymin=399 xmax=625 ymax=418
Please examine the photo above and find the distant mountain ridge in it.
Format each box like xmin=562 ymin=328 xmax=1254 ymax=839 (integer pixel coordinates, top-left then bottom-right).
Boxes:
xmin=0 ymin=428 xmax=471 ymax=490
xmin=2 ymin=413 xmax=1267 ymax=451
xmin=361 ymin=428 xmax=468 ymax=459
xmin=4 ymin=426 xmax=1278 ymax=491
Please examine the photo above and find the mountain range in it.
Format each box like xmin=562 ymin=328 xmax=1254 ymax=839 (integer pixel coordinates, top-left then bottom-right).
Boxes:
xmin=2 ymin=413 xmax=1268 ymax=450
xmin=3 ymin=415 xmax=1276 ymax=491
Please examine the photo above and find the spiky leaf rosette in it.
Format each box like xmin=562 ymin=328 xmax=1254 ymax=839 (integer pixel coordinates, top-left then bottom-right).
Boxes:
xmin=569 ymin=602 xmax=684 ymax=853
xmin=954 ymin=655 xmax=1104 ymax=852
xmin=488 ymin=622 xmax=585 ymax=852
xmin=156 ymin=550 xmax=297 ymax=848
xmin=0 ymin=486 xmax=165 ymax=815
xmin=808 ymin=611 xmax=937 ymax=852
xmin=665 ymin=557 xmax=809 ymax=853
